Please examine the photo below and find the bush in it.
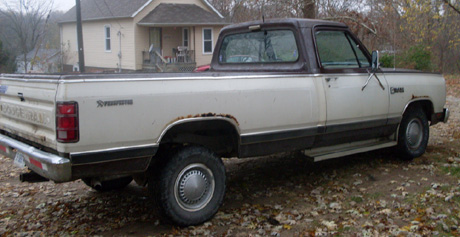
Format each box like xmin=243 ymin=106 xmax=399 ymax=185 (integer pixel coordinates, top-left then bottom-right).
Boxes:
xmin=0 ymin=40 xmax=15 ymax=73
xmin=380 ymin=54 xmax=395 ymax=68
xmin=402 ymin=45 xmax=433 ymax=71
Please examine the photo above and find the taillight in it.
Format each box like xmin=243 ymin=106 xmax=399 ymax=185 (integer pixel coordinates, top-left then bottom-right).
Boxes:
xmin=56 ymin=102 xmax=79 ymax=143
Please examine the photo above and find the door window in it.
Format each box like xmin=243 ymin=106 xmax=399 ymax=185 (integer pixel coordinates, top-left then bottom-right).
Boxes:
xmin=183 ymin=28 xmax=189 ymax=47
xmin=315 ymin=31 xmax=370 ymax=69
xmin=149 ymin=28 xmax=162 ymax=53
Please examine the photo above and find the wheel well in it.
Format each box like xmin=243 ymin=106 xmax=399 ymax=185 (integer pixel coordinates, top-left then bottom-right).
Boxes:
xmin=159 ymin=120 xmax=239 ymax=157
xmin=405 ymin=100 xmax=434 ymax=122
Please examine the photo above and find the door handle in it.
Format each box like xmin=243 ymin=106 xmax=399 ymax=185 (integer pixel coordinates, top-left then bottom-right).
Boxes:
xmin=325 ymin=77 xmax=338 ymax=82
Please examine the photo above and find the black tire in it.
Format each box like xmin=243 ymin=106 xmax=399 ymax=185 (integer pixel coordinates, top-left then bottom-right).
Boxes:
xmin=397 ymin=105 xmax=429 ymax=160
xmin=150 ymin=146 xmax=226 ymax=226
xmin=82 ymin=176 xmax=133 ymax=192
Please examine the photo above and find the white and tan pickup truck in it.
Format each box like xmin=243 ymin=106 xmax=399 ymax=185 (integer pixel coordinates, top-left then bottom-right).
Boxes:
xmin=0 ymin=19 xmax=449 ymax=226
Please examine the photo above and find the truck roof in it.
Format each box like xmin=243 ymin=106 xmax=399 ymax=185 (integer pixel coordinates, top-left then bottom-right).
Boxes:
xmin=221 ymin=18 xmax=348 ymax=31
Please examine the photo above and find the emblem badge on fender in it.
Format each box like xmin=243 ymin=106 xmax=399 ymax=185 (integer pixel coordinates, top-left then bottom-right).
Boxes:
xmin=97 ymin=100 xmax=133 ymax=108
xmin=390 ymin=87 xmax=405 ymax=94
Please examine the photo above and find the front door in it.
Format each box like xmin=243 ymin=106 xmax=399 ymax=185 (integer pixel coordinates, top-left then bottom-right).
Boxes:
xmin=315 ymin=29 xmax=389 ymax=142
xmin=149 ymin=28 xmax=162 ymax=63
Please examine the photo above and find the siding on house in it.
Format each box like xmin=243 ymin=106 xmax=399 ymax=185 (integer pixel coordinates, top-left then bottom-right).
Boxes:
xmin=194 ymin=25 xmax=220 ymax=66
xmin=60 ymin=23 xmax=78 ymax=67
xmin=134 ymin=25 xmax=150 ymax=70
xmin=62 ymin=19 xmax=137 ymax=70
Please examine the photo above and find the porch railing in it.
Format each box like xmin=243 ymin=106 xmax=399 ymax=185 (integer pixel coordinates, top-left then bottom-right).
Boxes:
xmin=142 ymin=50 xmax=196 ymax=72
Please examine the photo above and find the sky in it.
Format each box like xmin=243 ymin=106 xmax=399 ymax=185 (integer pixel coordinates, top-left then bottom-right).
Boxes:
xmin=54 ymin=0 xmax=75 ymax=12
xmin=1 ymin=0 xmax=75 ymax=12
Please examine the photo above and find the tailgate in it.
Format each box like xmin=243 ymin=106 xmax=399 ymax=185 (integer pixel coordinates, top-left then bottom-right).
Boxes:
xmin=0 ymin=75 xmax=60 ymax=149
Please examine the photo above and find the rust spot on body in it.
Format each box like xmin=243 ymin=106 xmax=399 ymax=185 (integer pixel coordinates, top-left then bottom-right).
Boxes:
xmin=412 ymin=95 xmax=430 ymax=100
xmin=172 ymin=113 xmax=239 ymax=126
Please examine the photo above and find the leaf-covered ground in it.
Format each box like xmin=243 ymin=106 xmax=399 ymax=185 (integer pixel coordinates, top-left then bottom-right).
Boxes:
xmin=1 ymin=76 xmax=459 ymax=236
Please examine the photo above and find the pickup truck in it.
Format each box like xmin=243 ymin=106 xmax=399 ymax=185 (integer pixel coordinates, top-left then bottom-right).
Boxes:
xmin=0 ymin=18 xmax=449 ymax=226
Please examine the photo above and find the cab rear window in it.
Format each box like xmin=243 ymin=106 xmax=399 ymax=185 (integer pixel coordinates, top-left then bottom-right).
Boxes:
xmin=218 ymin=30 xmax=299 ymax=64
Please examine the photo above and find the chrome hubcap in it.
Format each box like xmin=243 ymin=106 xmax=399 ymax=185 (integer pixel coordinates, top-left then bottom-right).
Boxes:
xmin=406 ymin=118 xmax=423 ymax=149
xmin=174 ymin=163 xmax=215 ymax=212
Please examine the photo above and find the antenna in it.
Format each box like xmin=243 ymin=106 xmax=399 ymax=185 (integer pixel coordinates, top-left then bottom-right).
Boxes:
xmin=76 ymin=0 xmax=85 ymax=73
xmin=393 ymin=13 xmax=396 ymax=71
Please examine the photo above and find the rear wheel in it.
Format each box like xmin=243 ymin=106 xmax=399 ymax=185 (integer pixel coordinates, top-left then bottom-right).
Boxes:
xmin=397 ymin=106 xmax=429 ymax=160
xmin=82 ymin=176 xmax=133 ymax=192
xmin=150 ymin=146 xmax=226 ymax=226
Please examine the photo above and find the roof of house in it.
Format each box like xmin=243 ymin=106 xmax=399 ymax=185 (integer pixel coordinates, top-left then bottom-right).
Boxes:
xmin=138 ymin=3 xmax=227 ymax=26
xmin=59 ymin=0 xmax=225 ymax=23
xmin=16 ymin=49 xmax=60 ymax=62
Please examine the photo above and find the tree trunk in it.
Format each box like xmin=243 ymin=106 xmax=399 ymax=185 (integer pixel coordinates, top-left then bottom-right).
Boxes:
xmin=303 ymin=0 xmax=316 ymax=19
xmin=23 ymin=53 xmax=27 ymax=73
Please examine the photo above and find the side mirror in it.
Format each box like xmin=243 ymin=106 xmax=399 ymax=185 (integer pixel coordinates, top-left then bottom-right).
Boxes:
xmin=371 ymin=50 xmax=380 ymax=70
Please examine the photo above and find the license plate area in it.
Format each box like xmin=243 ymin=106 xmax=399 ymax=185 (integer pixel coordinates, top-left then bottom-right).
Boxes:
xmin=14 ymin=152 xmax=27 ymax=168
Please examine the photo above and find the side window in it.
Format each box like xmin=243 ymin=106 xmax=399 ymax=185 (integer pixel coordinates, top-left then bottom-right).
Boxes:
xmin=203 ymin=28 xmax=213 ymax=54
xmin=315 ymin=31 xmax=370 ymax=69
xmin=219 ymin=30 xmax=299 ymax=64
xmin=346 ymin=34 xmax=371 ymax=68
xmin=104 ymin=25 xmax=111 ymax=52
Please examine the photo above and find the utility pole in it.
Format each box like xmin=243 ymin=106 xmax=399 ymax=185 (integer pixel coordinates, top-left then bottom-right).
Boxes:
xmin=76 ymin=0 xmax=85 ymax=73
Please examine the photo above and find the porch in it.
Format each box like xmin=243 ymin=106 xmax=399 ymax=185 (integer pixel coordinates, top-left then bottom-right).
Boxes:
xmin=135 ymin=3 xmax=228 ymax=72
xmin=142 ymin=47 xmax=196 ymax=72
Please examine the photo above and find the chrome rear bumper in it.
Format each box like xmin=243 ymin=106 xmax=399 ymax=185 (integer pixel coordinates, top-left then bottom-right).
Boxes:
xmin=0 ymin=134 xmax=71 ymax=182
xmin=432 ymin=108 xmax=450 ymax=125
xmin=442 ymin=108 xmax=450 ymax=123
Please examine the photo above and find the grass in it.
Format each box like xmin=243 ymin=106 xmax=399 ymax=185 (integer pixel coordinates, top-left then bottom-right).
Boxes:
xmin=444 ymin=74 xmax=460 ymax=80
xmin=350 ymin=196 xmax=364 ymax=203
xmin=336 ymin=225 xmax=353 ymax=234
xmin=367 ymin=192 xmax=383 ymax=200
xmin=452 ymin=195 xmax=460 ymax=205
xmin=441 ymin=166 xmax=460 ymax=179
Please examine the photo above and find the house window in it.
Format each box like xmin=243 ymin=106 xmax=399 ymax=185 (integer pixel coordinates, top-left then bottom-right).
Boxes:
xmin=183 ymin=28 xmax=189 ymax=47
xmin=104 ymin=25 xmax=111 ymax=52
xmin=203 ymin=28 xmax=213 ymax=54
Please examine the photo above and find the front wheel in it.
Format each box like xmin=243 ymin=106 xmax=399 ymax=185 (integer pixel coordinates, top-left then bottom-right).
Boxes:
xmin=397 ymin=106 xmax=429 ymax=160
xmin=150 ymin=146 xmax=226 ymax=226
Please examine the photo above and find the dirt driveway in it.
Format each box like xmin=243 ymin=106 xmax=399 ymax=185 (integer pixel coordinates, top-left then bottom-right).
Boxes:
xmin=1 ymin=77 xmax=459 ymax=236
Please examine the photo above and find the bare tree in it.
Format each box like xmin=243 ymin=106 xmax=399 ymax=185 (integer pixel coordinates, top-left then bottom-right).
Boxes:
xmin=58 ymin=41 xmax=71 ymax=73
xmin=206 ymin=0 xmax=460 ymax=73
xmin=443 ymin=0 xmax=460 ymax=15
xmin=1 ymin=0 xmax=54 ymax=72
xmin=303 ymin=0 xmax=316 ymax=18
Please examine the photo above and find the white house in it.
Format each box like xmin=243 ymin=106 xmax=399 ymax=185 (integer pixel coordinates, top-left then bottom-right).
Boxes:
xmin=59 ymin=0 xmax=228 ymax=72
